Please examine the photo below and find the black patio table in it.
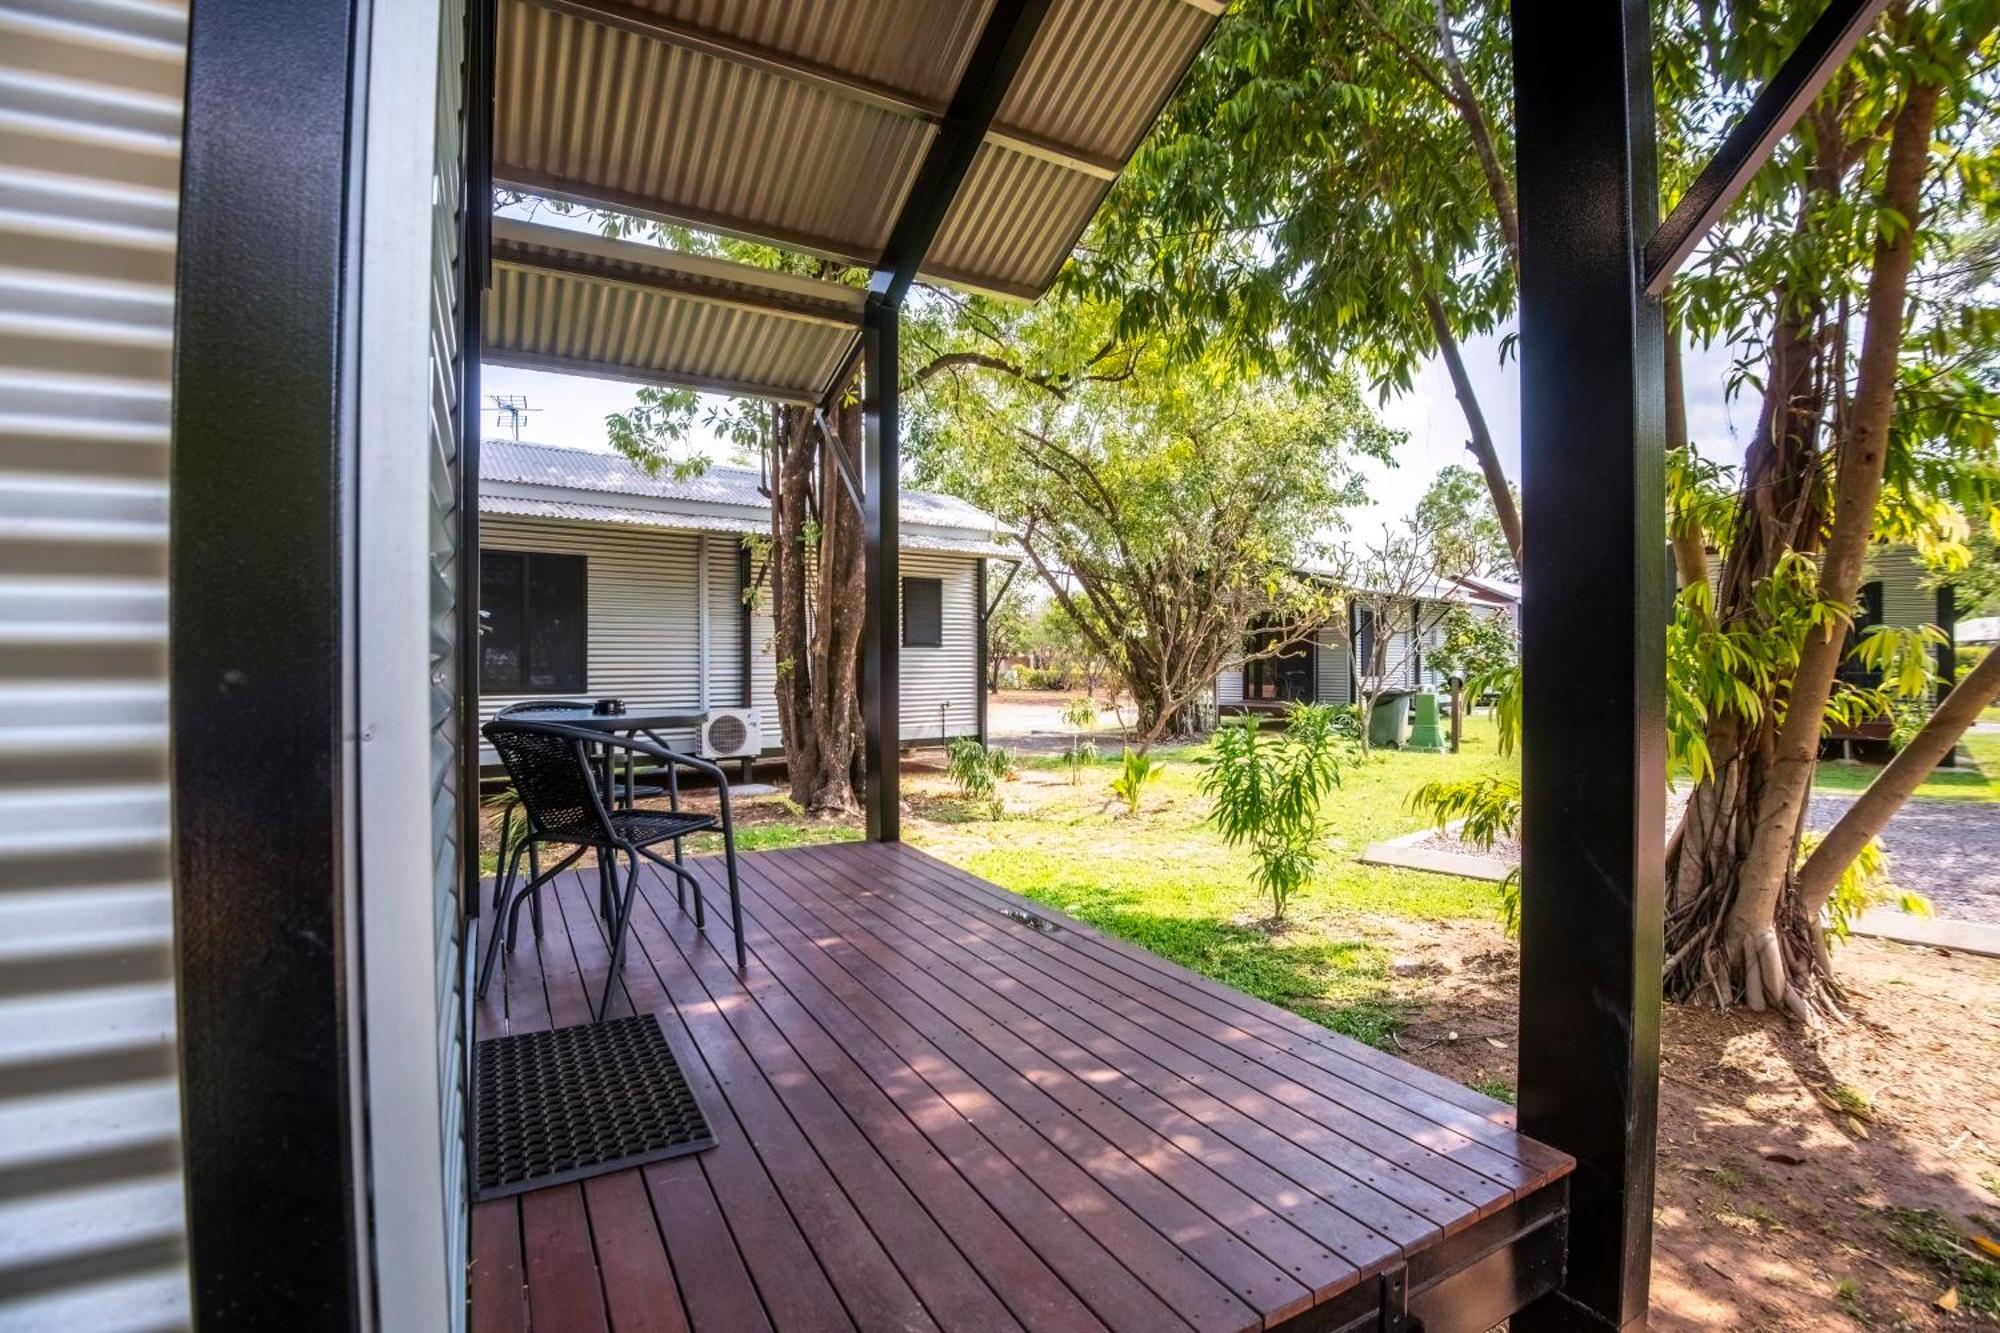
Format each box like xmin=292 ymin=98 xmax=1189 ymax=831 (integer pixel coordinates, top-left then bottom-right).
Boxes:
xmin=516 ymin=705 xmax=712 ymax=920
xmin=516 ymin=705 xmax=707 ymax=791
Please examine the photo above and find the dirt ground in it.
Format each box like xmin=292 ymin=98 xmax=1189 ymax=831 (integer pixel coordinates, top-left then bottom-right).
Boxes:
xmin=1388 ymin=917 xmax=2000 ymax=1329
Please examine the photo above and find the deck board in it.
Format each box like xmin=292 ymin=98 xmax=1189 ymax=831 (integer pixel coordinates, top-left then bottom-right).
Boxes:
xmin=470 ymin=842 xmax=1572 ymax=1333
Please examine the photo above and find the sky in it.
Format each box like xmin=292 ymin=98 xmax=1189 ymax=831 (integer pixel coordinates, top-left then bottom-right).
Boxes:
xmin=483 ymin=325 xmax=1758 ymax=527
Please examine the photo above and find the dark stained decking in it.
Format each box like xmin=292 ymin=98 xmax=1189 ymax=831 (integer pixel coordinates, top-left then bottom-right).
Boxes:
xmin=469 ymin=842 xmax=1572 ymax=1333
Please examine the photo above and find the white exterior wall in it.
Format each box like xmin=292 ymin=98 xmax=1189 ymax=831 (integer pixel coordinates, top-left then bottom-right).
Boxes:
xmin=1215 ymin=663 xmax=1245 ymax=708
xmin=898 ymin=550 xmax=982 ymax=742
xmin=485 ymin=517 xmax=984 ymax=757
xmin=0 ymin=2 xmax=190 ymax=1326
xmin=1315 ymin=621 xmax=1353 ymax=703
xmin=478 ymin=516 xmax=746 ymax=756
xmin=1871 ymin=545 xmax=1940 ymax=632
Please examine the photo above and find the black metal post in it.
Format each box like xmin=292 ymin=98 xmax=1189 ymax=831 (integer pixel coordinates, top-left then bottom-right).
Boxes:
xmin=862 ymin=303 xmax=901 ymax=841
xmin=461 ymin=0 xmax=495 ymax=917
xmin=1513 ymin=2 xmax=1665 ymax=1329
xmin=975 ymin=558 xmax=990 ymax=744
xmin=1644 ymin=0 xmax=1891 ymax=294
xmin=171 ymin=0 xmax=366 ymax=1323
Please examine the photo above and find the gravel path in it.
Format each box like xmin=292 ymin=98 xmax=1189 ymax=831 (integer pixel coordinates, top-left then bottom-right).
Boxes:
xmin=1804 ymin=793 xmax=2000 ymax=924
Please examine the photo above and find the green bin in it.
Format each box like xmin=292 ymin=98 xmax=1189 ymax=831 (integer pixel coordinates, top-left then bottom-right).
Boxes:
xmin=1406 ymin=690 xmax=1446 ymax=752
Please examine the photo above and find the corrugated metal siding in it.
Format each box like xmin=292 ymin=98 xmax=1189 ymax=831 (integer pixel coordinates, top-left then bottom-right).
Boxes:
xmin=747 ymin=546 xmax=782 ymax=748
xmin=704 ymin=533 xmax=746 ymax=710
xmin=1215 ymin=662 xmax=1244 ymax=708
xmin=429 ymin=0 xmax=470 ymax=1322
xmin=1872 ymin=546 xmax=1937 ymax=632
xmin=898 ymin=550 xmax=981 ymax=742
xmin=0 ymin=1 xmax=189 ymax=1327
xmin=479 ymin=515 xmax=715 ymax=755
xmin=1315 ymin=623 xmax=1352 ymax=704
xmin=484 ymin=517 xmax=982 ymax=756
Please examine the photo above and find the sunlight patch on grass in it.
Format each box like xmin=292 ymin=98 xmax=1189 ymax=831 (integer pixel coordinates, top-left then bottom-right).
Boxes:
xmin=1814 ymin=727 xmax=2000 ymax=804
xmin=904 ymin=711 xmax=1520 ymax=1047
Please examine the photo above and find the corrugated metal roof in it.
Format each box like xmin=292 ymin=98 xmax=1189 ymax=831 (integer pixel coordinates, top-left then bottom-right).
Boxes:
xmin=493 ymin=0 xmax=1223 ymax=301
xmin=482 ymin=491 xmax=1017 ymax=558
xmin=481 ymin=439 xmax=1016 ymax=552
xmin=485 ymin=218 xmax=863 ymax=401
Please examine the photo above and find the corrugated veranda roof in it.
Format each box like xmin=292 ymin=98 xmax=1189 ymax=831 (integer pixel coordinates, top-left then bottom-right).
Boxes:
xmin=491 ymin=0 xmax=1223 ymax=303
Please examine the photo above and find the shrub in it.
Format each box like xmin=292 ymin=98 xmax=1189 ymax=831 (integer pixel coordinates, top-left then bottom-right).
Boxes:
xmin=1061 ymin=695 xmax=1099 ymax=784
xmin=945 ymin=738 xmax=1011 ymax=817
xmin=1958 ymin=643 xmax=1990 ymax=683
xmin=1409 ymin=775 xmax=1523 ymax=929
xmin=1197 ymin=703 xmax=1347 ymax=920
xmin=1109 ymin=748 xmax=1162 ymax=814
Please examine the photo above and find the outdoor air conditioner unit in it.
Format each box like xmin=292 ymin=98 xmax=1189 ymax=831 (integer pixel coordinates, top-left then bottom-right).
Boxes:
xmin=699 ymin=708 xmax=762 ymax=759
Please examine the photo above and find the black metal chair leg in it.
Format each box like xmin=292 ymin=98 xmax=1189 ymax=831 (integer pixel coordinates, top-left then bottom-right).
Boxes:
xmin=723 ymin=827 xmax=745 ymax=970
xmin=492 ymin=801 xmax=518 ymax=916
xmin=478 ymin=846 xmax=583 ymax=999
xmin=492 ymin=828 xmax=528 ymax=925
xmin=636 ymin=846 xmax=704 ymax=923
xmin=526 ymin=835 xmax=544 ymax=938
xmin=596 ymin=847 xmax=642 ymax=1023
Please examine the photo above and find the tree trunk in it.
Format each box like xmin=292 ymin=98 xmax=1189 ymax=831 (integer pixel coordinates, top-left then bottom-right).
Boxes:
xmin=1796 ymin=634 xmax=2000 ymax=915
xmin=1664 ymin=323 xmax=1709 ymax=590
xmin=768 ymin=402 xmax=866 ymax=817
xmin=1665 ymin=79 xmax=1940 ymax=1020
xmin=1422 ymin=291 xmax=1523 ymax=571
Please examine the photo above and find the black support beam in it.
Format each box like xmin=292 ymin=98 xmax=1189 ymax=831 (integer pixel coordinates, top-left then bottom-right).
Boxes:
xmin=461 ymin=0 xmax=495 ymax=919
xmin=862 ymin=306 xmax=901 ymax=842
xmin=870 ymin=0 xmax=1053 ymax=305
xmin=171 ymin=0 xmax=366 ymax=1323
xmin=1513 ymin=1 xmax=1666 ymax=1329
xmin=1644 ymin=0 xmax=1891 ymax=294
xmin=860 ymin=0 xmax=1054 ymax=842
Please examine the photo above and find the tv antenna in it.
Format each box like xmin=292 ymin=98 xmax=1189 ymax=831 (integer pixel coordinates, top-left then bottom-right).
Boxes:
xmin=490 ymin=394 xmax=541 ymax=440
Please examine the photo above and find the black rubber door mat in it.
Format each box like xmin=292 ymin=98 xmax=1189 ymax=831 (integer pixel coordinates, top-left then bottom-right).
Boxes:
xmin=473 ymin=1014 xmax=716 ymax=1201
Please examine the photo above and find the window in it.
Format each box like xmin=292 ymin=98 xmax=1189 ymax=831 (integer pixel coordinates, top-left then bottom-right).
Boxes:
xmin=1243 ymin=622 xmax=1312 ymax=702
xmin=902 ymin=576 xmax=943 ymax=648
xmin=480 ymin=550 xmax=587 ymax=693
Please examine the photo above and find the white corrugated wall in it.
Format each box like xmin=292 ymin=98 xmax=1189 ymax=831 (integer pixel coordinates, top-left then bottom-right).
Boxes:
xmin=481 ymin=517 xmax=984 ymax=754
xmin=427 ymin=0 xmax=470 ymax=1319
xmin=1215 ymin=663 xmax=1244 ymax=708
xmin=1315 ymin=622 xmax=1352 ymax=703
xmin=898 ymin=550 xmax=981 ymax=742
xmin=1871 ymin=545 xmax=1938 ymax=632
xmin=0 ymin=1 xmax=189 ymax=1327
xmin=478 ymin=516 xmax=715 ymax=754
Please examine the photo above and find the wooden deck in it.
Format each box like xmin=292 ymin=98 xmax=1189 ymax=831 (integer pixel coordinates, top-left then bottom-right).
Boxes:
xmin=469 ymin=842 xmax=1572 ymax=1333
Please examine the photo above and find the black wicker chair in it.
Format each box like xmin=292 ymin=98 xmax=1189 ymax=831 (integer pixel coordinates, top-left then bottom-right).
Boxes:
xmin=489 ymin=700 xmax=665 ymax=935
xmin=478 ymin=718 xmax=744 ymax=1021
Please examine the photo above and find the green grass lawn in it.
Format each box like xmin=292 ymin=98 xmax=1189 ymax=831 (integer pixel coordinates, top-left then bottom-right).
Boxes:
xmin=908 ymin=713 xmax=1519 ymax=1046
xmin=1812 ymin=726 xmax=2000 ymax=803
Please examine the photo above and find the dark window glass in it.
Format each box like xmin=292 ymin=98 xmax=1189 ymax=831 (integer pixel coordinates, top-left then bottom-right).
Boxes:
xmin=480 ymin=550 xmax=587 ymax=693
xmin=902 ymin=577 xmax=943 ymax=648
